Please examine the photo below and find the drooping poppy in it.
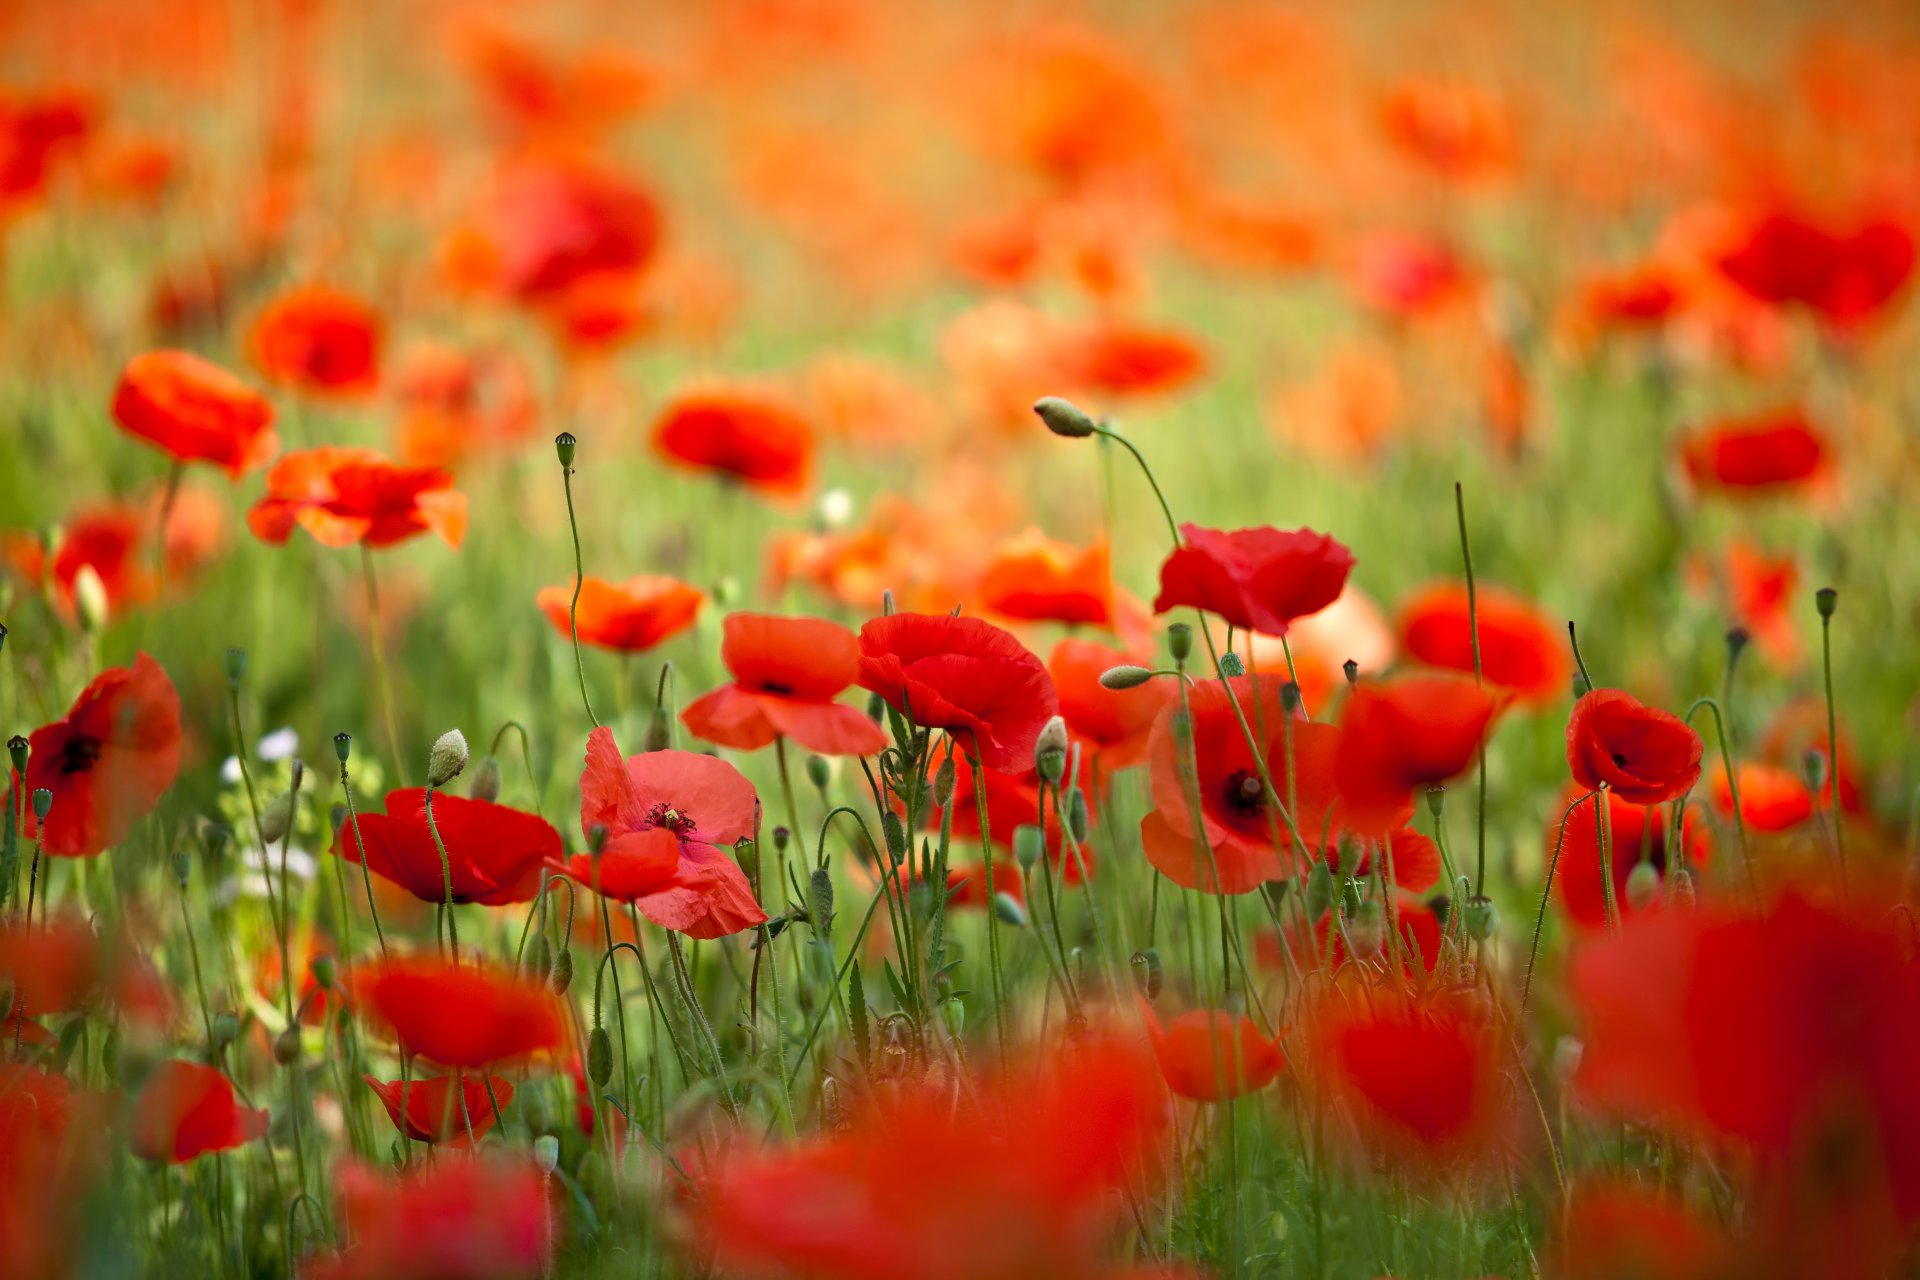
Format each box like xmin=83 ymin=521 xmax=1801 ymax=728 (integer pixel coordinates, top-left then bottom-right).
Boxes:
xmin=1677 ymin=409 xmax=1831 ymax=496
xmin=355 ymin=957 xmax=564 ymax=1068
xmin=975 ymin=529 xmax=1114 ymax=626
xmin=1333 ymin=673 xmax=1499 ymax=835
xmin=857 ymin=612 xmax=1058 ymax=774
xmin=110 ymin=349 xmax=277 ymax=478
xmin=1566 ymin=689 xmax=1702 ymax=805
xmin=304 ymin=1157 xmax=554 ymax=1280
xmin=1049 ymin=637 xmax=1170 ymax=769
xmin=1139 ymin=996 xmax=1284 ymax=1101
xmin=563 ymin=726 xmax=766 ymax=939
xmin=536 ymin=574 xmax=702 ymax=654
xmin=1153 ymin=523 xmax=1354 ymax=637
xmin=335 ymin=789 xmax=560 ymax=906
xmin=1395 ymin=581 xmax=1570 ymax=707
xmin=1550 ymin=787 xmax=1711 ymax=930
xmin=248 ymin=285 xmax=382 ymax=395
xmin=1710 ymin=762 xmax=1815 ymax=833
xmin=128 ymin=1061 xmax=269 ymax=1163
xmin=681 ymin=613 xmax=885 ymax=756
xmin=364 ymin=1074 xmax=515 ymax=1147
xmin=247 ymin=447 xmax=467 ymax=549
xmin=651 ymin=384 xmax=814 ymax=497
xmin=14 ymin=652 xmax=181 ymax=857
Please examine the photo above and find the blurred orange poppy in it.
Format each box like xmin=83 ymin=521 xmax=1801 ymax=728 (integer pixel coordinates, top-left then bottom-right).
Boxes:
xmin=536 ymin=574 xmax=701 ymax=654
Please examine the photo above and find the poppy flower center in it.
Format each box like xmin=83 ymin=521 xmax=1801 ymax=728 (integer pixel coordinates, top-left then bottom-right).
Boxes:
xmin=758 ymin=680 xmax=795 ymax=696
xmin=645 ymin=803 xmax=696 ymax=839
xmin=1611 ymin=752 xmax=1630 ymax=769
xmin=1221 ymin=770 xmax=1266 ymax=821
xmin=59 ymin=734 xmax=103 ymax=775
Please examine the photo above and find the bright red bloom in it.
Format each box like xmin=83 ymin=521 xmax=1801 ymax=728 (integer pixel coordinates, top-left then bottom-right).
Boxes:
xmin=1153 ymin=524 xmax=1354 ymax=636
xmin=111 ymin=350 xmax=277 ymax=477
xmin=682 ymin=613 xmax=885 ymax=756
xmin=694 ymin=1032 xmax=1167 ymax=1280
xmin=976 ymin=530 xmax=1113 ymax=626
xmin=1058 ymin=318 xmax=1207 ymax=397
xmin=458 ymin=158 xmax=662 ymax=303
xmin=1555 ymin=1181 xmax=1733 ymax=1280
xmin=0 ymin=1062 xmax=96 ymax=1279
xmin=364 ymin=1074 xmax=515 ymax=1147
xmin=355 ymin=957 xmax=564 ymax=1068
xmin=857 ymin=613 xmax=1058 ymax=774
xmin=3 ymin=492 xmax=222 ymax=624
xmin=1333 ymin=673 xmax=1499 ymax=835
xmin=336 ymin=789 xmax=560 ymax=906
xmin=1566 ymin=689 xmax=1702 ymax=805
xmin=1550 ymin=787 xmax=1711 ymax=930
xmin=1323 ymin=826 xmax=1443 ymax=894
xmin=652 ymin=385 xmax=814 ymax=497
xmin=536 ymin=574 xmax=702 ymax=653
xmin=15 ymin=652 xmax=181 ymax=857
xmin=129 ymin=1061 xmax=268 ymax=1163
xmin=936 ymin=753 xmax=1093 ymax=883
xmin=248 ymin=447 xmax=467 ymax=549
xmin=1711 ymin=762 xmax=1816 ymax=833
xmin=306 ymin=1158 xmax=554 ymax=1280
xmin=1678 ymin=409 xmax=1831 ymax=496
xmin=1139 ymin=676 xmax=1326 ymax=894
xmin=1396 ymin=581 xmax=1570 ymax=706
xmin=567 ymin=726 xmax=766 ymax=938
xmin=1714 ymin=209 xmax=1914 ymax=329
xmin=248 ymin=285 xmax=381 ymax=395
xmin=1050 ymin=638 xmax=1170 ymax=769
xmin=1139 ymin=996 xmax=1284 ymax=1101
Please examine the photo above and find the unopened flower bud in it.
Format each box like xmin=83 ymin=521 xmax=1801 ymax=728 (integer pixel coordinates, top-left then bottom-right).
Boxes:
xmin=72 ymin=565 xmax=108 ymax=633
xmin=865 ymin=691 xmax=886 ymax=723
xmin=1166 ymin=623 xmax=1192 ymax=665
xmin=586 ymin=823 xmax=607 ymax=855
xmin=533 ymin=1134 xmax=560 ymax=1174
xmin=993 ymin=892 xmax=1026 ymax=926
xmin=1280 ymin=682 xmax=1301 ymax=715
xmin=528 ymin=934 xmax=553 ymax=984
xmin=550 ymin=948 xmax=574 ymax=995
xmin=1668 ymin=867 xmax=1696 ymax=911
xmin=1033 ymin=395 xmax=1098 ymax=439
xmin=1342 ymin=659 xmax=1359 ymax=687
xmin=933 ymin=756 xmax=956 ymax=807
xmin=1066 ymin=788 xmax=1090 ymax=844
xmin=805 ymin=755 xmax=831 ymax=791
xmin=170 ymin=849 xmax=190 ymax=886
xmin=1100 ymin=665 xmax=1153 ymax=690
xmin=333 ymin=732 xmax=351 ymax=764
xmin=809 ymin=867 xmax=835 ymax=937
xmin=1012 ymin=824 xmax=1044 ymax=869
xmin=224 ymin=646 xmax=248 ymax=688
xmin=310 ymin=955 xmax=336 ymax=991
xmin=468 ymin=755 xmax=502 ymax=804
xmin=882 ymin=812 xmax=907 ymax=863
xmin=201 ymin=821 xmax=231 ymax=859
xmin=1463 ymin=895 xmax=1498 ymax=941
xmin=259 ymin=792 xmax=296 ymax=844
xmin=1034 ymin=716 xmax=1068 ymax=783
xmin=1304 ymin=859 xmax=1335 ymax=920
xmin=771 ymin=825 xmax=790 ymax=855
xmin=554 ymin=431 xmax=577 ymax=469
xmin=587 ymin=1025 xmax=613 ymax=1086
xmin=273 ymin=1026 xmax=301 ymax=1065
xmin=1219 ymin=651 xmax=1246 ymax=678
xmin=30 ymin=788 xmax=51 ymax=821
xmin=1801 ymin=748 xmax=1829 ymax=792
xmin=1130 ymin=948 xmax=1164 ymax=1000
xmin=1816 ymin=586 xmax=1838 ymax=619
xmin=1624 ymin=861 xmax=1661 ymax=911
xmin=1346 ymin=901 xmax=1385 ymax=958
xmin=644 ymin=705 xmax=671 ymax=753
xmin=427 ymin=729 xmax=469 ymax=788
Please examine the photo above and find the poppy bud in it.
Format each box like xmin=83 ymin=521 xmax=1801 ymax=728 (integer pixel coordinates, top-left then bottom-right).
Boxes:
xmin=1725 ymin=627 xmax=1750 ymax=663
xmin=1034 ymin=715 xmax=1069 ymax=783
xmin=771 ymin=825 xmax=790 ymax=855
xmin=554 ymin=431 xmax=577 ymax=469
xmin=1032 ymin=395 xmax=1098 ymax=439
xmin=201 ymin=821 xmax=231 ymax=859
xmin=644 ymin=705 xmax=671 ymax=753
xmin=224 ymin=646 xmax=248 ymax=688
xmin=714 ymin=576 xmax=739 ymax=607
xmin=30 ymin=788 xmax=51 ymax=821
xmin=7 ymin=735 xmax=27 ymax=776
xmin=1424 ymin=786 xmax=1445 ymax=820
xmin=1304 ymin=859 xmax=1335 ymax=921
xmin=586 ymin=824 xmax=608 ymax=855
xmin=1624 ymin=861 xmax=1661 ymax=912
xmin=330 ymin=803 xmax=346 ymax=832
xmin=551 ymin=948 xmax=574 ymax=995
xmin=1012 ymin=824 xmax=1044 ymax=869
xmin=1462 ymin=895 xmax=1498 ymax=941
xmin=211 ymin=1012 xmax=239 ymax=1049
xmin=1167 ymin=623 xmax=1192 ymax=664
xmin=533 ymin=1135 xmax=560 ymax=1175
xmin=259 ymin=792 xmax=296 ymax=844
xmin=170 ymin=849 xmax=190 ymax=886
xmin=1219 ymin=651 xmax=1246 ymax=678
xmin=1280 ymin=682 xmax=1301 ymax=716
xmin=310 ymin=955 xmax=336 ymax=991
xmin=1816 ymin=586 xmax=1837 ymax=619
xmin=528 ymin=934 xmax=553 ymax=984
xmin=882 ymin=812 xmax=907 ymax=863
xmin=273 ymin=1026 xmax=301 ymax=1065
xmin=809 ymin=867 xmax=835 ymax=937
xmin=1130 ymin=948 xmax=1164 ymax=1000
xmin=1553 ymin=1036 xmax=1583 ymax=1082
xmin=427 ymin=728 xmax=469 ymax=788
xmin=1801 ymin=747 xmax=1829 ymax=792
xmin=587 ymin=1025 xmax=613 ymax=1087
xmin=72 ymin=565 xmax=108 ymax=633
xmin=1346 ymin=901 xmax=1385 ymax=958
xmin=1066 ymin=788 xmax=1090 ymax=844
xmin=933 ymin=756 xmax=956 ymax=807
xmin=1100 ymin=664 xmax=1154 ymax=690
xmin=1342 ymin=658 xmax=1359 ymax=687
xmin=805 ymin=754 xmax=831 ymax=791
xmin=993 ymin=892 xmax=1026 ymax=926
xmin=333 ymin=732 xmax=351 ymax=764
xmin=943 ymin=996 xmax=966 ymax=1038
xmin=468 ymin=755 xmax=502 ymax=804
xmin=1668 ymin=867 xmax=1696 ymax=911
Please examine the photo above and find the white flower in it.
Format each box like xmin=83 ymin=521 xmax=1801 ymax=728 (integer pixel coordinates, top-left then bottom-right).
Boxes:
xmin=258 ymin=727 xmax=300 ymax=762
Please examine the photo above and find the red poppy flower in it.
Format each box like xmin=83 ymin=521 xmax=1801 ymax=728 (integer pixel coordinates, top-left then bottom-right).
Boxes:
xmin=1555 ymin=1181 xmax=1732 ymax=1280
xmin=1396 ymin=581 xmax=1570 ymax=706
xmin=111 ymin=350 xmax=277 ymax=477
xmin=932 ymin=753 xmax=1094 ymax=883
xmin=1049 ymin=638 xmax=1170 ymax=769
xmin=0 ymin=1062 xmax=94 ymax=1279
xmin=1139 ymin=676 xmax=1328 ymax=894
xmin=652 ymin=385 xmax=814 ymax=497
xmin=1323 ymin=826 xmax=1443 ymax=894
xmin=3 ymin=489 xmax=221 ymax=625
xmin=248 ymin=285 xmax=382 ymax=395
xmin=1378 ymin=79 xmax=1513 ymax=182
xmin=129 ymin=1061 xmax=268 ymax=1163
xmin=975 ymin=529 xmax=1113 ymax=626
xmin=1058 ymin=318 xmax=1207 ymax=397
xmin=457 ymin=158 xmax=663 ymax=303
xmin=1566 ymin=689 xmax=1703 ymax=805
xmin=682 ymin=613 xmax=885 ymax=756
xmin=336 ymin=789 xmax=560 ymax=906
xmin=1306 ymin=984 xmax=1513 ymax=1175
xmin=1153 ymin=524 xmax=1354 ymax=637
xmin=857 ymin=613 xmax=1058 ymax=774
xmin=1720 ymin=539 xmax=1800 ymax=669
xmin=1760 ymin=697 xmax=1868 ymax=815
xmin=1710 ymin=762 xmax=1815 ymax=833
xmin=1572 ymin=263 xmax=1683 ymax=336
xmin=14 ymin=653 xmax=181 ymax=857
xmin=1678 ymin=409 xmax=1831 ymax=496
xmin=536 ymin=574 xmax=702 ymax=654
xmin=565 ymin=726 xmax=766 ymax=939
xmin=1714 ymin=208 xmax=1914 ymax=329
xmin=1550 ymin=787 xmax=1711 ymax=930
xmin=305 ymin=1158 xmax=554 ymax=1280
xmin=1349 ymin=231 xmax=1474 ymax=318
xmin=694 ymin=1032 xmax=1167 ymax=1280
xmin=364 ymin=1074 xmax=515 ymax=1147
xmin=355 ymin=957 xmax=564 ymax=1068
xmin=1139 ymin=996 xmax=1284 ymax=1101
xmin=0 ymin=915 xmax=106 ymax=1018
xmin=1334 ymin=673 xmax=1499 ymax=835
xmin=247 ymin=447 xmax=467 ymax=550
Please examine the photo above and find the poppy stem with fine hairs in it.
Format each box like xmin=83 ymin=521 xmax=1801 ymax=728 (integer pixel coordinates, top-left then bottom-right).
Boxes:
xmin=1681 ymin=697 xmax=1754 ymax=895
xmin=1455 ymin=482 xmax=1490 ymax=897
xmin=555 ymin=432 xmax=599 ymax=729
xmin=334 ymin=733 xmax=387 ymax=958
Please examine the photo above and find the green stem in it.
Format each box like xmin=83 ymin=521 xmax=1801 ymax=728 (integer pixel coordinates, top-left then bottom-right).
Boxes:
xmin=561 ymin=458 xmax=599 ymax=728
xmin=360 ymin=547 xmax=407 ymax=787
xmin=422 ymin=785 xmax=460 ymax=962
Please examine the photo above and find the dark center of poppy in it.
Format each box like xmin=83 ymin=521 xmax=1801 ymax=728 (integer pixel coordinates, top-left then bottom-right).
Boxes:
xmin=1222 ymin=770 xmax=1266 ymax=820
xmin=59 ymin=734 xmax=102 ymax=776
xmin=645 ymin=802 xmax=696 ymax=839
xmin=758 ymin=680 xmax=795 ymax=696
xmin=1611 ymin=752 xmax=1630 ymax=769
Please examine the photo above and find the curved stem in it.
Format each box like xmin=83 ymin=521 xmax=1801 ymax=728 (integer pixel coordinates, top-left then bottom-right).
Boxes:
xmin=560 ymin=462 xmax=599 ymax=728
xmin=1682 ymin=697 xmax=1755 ymax=895
xmin=488 ymin=720 xmax=543 ymax=819
xmin=337 ymin=759 xmax=386 ymax=958
xmin=422 ymin=786 xmax=460 ymax=963
xmin=1523 ymin=790 xmax=1596 ymax=1014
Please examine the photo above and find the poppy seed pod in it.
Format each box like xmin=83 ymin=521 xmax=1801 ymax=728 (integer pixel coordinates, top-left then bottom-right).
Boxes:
xmin=1463 ymin=894 xmax=1498 ymax=940
xmin=805 ymin=755 xmax=831 ymax=790
xmin=1816 ymin=586 xmax=1837 ymax=619
xmin=468 ymin=755 xmax=501 ymax=804
xmin=1167 ymin=623 xmax=1192 ymax=664
xmin=1624 ymin=861 xmax=1661 ymax=912
xmin=587 ymin=1025 xmax=613 ymax=1087
xmin=1035 ymin=715 xmax=1069 ymax=783
xmin=550 ymin=948 xmax=574 ymax=995
xmin=224 ymin=646 xmax=248 ymax=688
xmin=1219 ymin=651 xmax=1246 ymax=678
xmin=809 ymin=867 xmax=835 ymax=937
xmin=72 ymin=565 xmax=108 ymax=633
xmin=273 ymin=1026 xmax=301 ymax=1065
xmin=1131 ymin=948 xmax=1164 ymax=1000
xmin=554 ymin=431 xmax=577 ymax=469
xmin=201 ymin=821 xmax=231 ymax=859
xmin=1100 ymin=664 xmax=1154 ymax=690
xmin=7 ymin=734 xmax=28 ymax=776
xmin=170 ymin=849 xmax=190 ymax=886
xmin=933 ymin=756 xmax=956 ymax=807
xmin=1424 ymin=786 xmax=1446 ymax=820
xmin=1033 ymin=395 xmax=1098 ymax=439
xmin=427 ymin=729 xmax=469 ymax=788
xmin=333 ymin=731 xmax=351 ymax=764
xmin=30 ymin=787 xmax=51 ymax=821
xmin=259 ymin=792 xmax=296 ymax=844
xmin=1012 ymin=824 xmax=1044 ymax=869
xmin=771 ymin=826 xmax=790 ymax=855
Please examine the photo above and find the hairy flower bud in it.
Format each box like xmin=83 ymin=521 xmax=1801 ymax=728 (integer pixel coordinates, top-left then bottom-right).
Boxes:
xmin=427 ymin=729 xmax=469 ymax=788
xmin=533 ymin=1135 xmax=560 ymax=1175
xmin=1624 ymin=862 xmax=1661 ymax=912
xmin=550 ymin=948 xmax=574 ymax=995
xmin=643 ymin=705 xmax=671 ymax=753
xmin=1304 ymin=858 xmax=1335 ymax=921
xmin=993 ymin=892 xmax=1026 ymax=926
xmin=1099 ymin=664 xmax=1153 ymax=690
xmin=1012 ymin=824 xmax=1044 ymax=869
xmin=72 ymin=565 xmax=108 ymax=633
xmin=587 ymin=1025 xmax=613 ymax=1087
xmin=933 ymin=756 xmax=956 ymax=808
xmin=310 ymin=955 xmax=336 ymax=991
xmin=1034 ymin=715 xmax=1068 ymax=784
xmin=809 ymin=867 xmax=835 ymax=937
xmin=259 ymin=792 xmax=296 ymax=844
xmin=1130 ymin=948 xmax=1164 ymax=1000
xmin=1346 ymin=901 xmax=1385 ymax=958
xmin=468 ymin=755 xmax=502 ymax=804
xmin=805 ymin=754 xmax=831 ymax=791
xmin=1032 ymin=395 xmax=1098 ymax=439
xmin=1067 ymin=787 xmax=1090 ymax=844
xmin=273 ymin=1026 xmax=301 ymax=1066
xmin=882 ymin=812 xmax=907 ymax=864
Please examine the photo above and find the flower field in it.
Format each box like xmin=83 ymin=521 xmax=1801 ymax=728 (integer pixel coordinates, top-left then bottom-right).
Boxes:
xmin=2 ymin=2 xmax=1919 ymax=1277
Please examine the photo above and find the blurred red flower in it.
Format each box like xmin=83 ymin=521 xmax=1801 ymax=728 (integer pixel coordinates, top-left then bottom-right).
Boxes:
xmin=248 ymin=447 xmax=467 ymax=549
xmin=1714 ymin=208 xmax=1913 ymax=329
xmin=1378 ymin=79 xmax=1513 ymax=182
xmin=248 ymin=285 xmax=382 ymax=395
xmin=111 ymin=350 xmax=276 ymax=477
xmin=652 ymin=385 xmax=814 ymax=497
xmin=1550 ymin=787 xmax=1711 ymax=930
xmin=355 ymin=957 xmax=564 ymax=1068
xmin=129 ymin=1061 xmax=268 ymax=1163
xmin=1334 ymin=673 xmax=1498 ymax=835
xmin=1154 ymin=524 xmax=1354 ymax=637
xmin=0 ymin=1062 xmax=95 ymax=1278
xmin=682 ymin=612 xmax=885 ymax=756
xmin=1396 ymin=581 xmax=1570 ymax=706
xmin=1050 ymin=637 xmax=1170 ymax=769
xmin=1554 ymin=1181 xmax=1732 ymax=1280
xmin=1323 ymin=825 xmax=1443 ymax=894
xmin=857 ymin=612 xmax=1057 ymax=773
xmin=1710 ymin=761 xmax=1815 ymax=833
xmin=306 ymin=1157 xmax=553 ymax=1280
xmin=1058 ymin=318 xmax=1207 ymax=397
xmin=363 ymin=1074 xmax=514 ymax=1147
xmin=1566 ymin=689 xmax=1702 ymax=805
xmin=1139 ymin=996 xmax=1284 ymax=1101
xmin=15 ymin=652 xmax=180 ymax=857
xmin=1678 ymin=408 xmax=1831 ymax=496
xmin=976 ymin=529 xmax=1113 ymax=626
xmin=536 ymin=574 xmax=702 ymax=654
xmin=336 ymin=788 xmax=560 ymax=906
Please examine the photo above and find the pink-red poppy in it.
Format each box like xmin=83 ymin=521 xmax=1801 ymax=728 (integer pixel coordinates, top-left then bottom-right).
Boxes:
xmin=110 ymin=350 xmax=277 ymax=477
xmin=354 ymin=957 xmax=564 ymax=1068
xmin=536 ymin=574 xmax=702 ymax=654
xmin=247 ymin=447 xmax=467 ymax=549
xmin=857 ymin=612 xmax=1058 ymax=774
xmin=1154 ymin=524 xmax=1354 ymax=637
xmin=248 ymin=285 xmax=382 ymax=395
xmin=363 ymin=1074 xmax=515 ymax=1147
xmin=1550 ymin=787 xmax=1711 ymax=930
xmin=129 ymin=1061 xmax=268 ymax=1163
xmin=652 ymin=385 xmax=815 ymax=497
xmin=1139 ymin=996 xmax=1284 ymax=1101
xmin=681 ymin=613 xmax=885 ymax=756
xmin=1566 ymin=689 xmax=1702 ymax=805
xmin=1396 ymin=581 xmax=1570 ymax=706
xmin=336 ymin=789 xmax=559 ymax=906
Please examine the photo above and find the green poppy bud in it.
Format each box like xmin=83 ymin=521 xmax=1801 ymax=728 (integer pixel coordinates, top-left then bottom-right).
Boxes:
xmin=1624 ymin=862 xmax=1661 ymax=912
xmin=1304 ymin=859 xmax=1335 ymax=920
xmin=533 ymin=1134 xmax=560 ymax=1175
xmin=1130 ymin=948 xmax=1164 ymax=1000
xmin=1032 ymin=395 xmax=1097 ymax=439
xmin=1066 ymin=788 xmax=1090 ymax=845
xmin=259 ymin=792 xmax=296 ymax=844
xmin=882 ymin=812 xmax=907 ymax=863
xmin=805 ymin=755 xmax=831 ymax=791
xmin=809 ymin=867 xmax=835 ymax=937
xmin=1346 ymin=901 xmax=1385 ymax=958
xmin=273 ymin=1026 xmax=301 ymax=1065
xmin=550 ymin=948 xmax=574 ymax=995
xmin=467 ymin=755 xmax=502 ymax=804
xmin=1099 ymin=665 xmax=1154 ymax=690
xmin=211 ymin=1012 xmax=239 ymax=1049
xmin=224 ymin=646 xmax=248 ymax=688
xmin=993 ymin=891 xmax=1026 ymax=926
xmin=310 ymin=955 xmax=336 ymax=991
xmin=933 ymin=756 xmax=956 ymax=807
xmin=587 ymin=1025 xmax=613 ymax=1087
xmin=1034 ymin=715 xmax=1068 ymax=784
xmin=1012 ymin=824 xmax=1044 ymax=869
xmin=427 ymin=729 xmax=469 ymax=788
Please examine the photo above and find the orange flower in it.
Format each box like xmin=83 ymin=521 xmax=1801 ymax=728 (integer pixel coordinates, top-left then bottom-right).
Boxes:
xmin=976 ymin=529 xmax=1113 ymax=626
xmin=248 ymin=285 xmax=382 ymax=396
xmin=682 ymin=613 xmax=885 ymax=756
xmin=1378 ymin=79 xmax=1514 ymax=182
xmin=535 ymin=574 xmax=701 ymax=654
xmin=247 ymin=447 xmax=466 ymax=550
xmin=652 ymin=384 xmax=814 ymax=497
xmin=111 ymin=350 xmax=276 ymax=477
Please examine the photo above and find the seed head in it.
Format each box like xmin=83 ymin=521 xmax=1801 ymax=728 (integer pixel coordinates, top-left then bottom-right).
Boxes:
xmin=6 ymin=735 xmax=26 ymax=777
xmin=1816 ymin=586 xmax=1838 ymax=619
xmin=1219 ymin=650 xmax=1246 ymax=678
xmin=554 ymin=431 xmax=577 ymax=469
xmin=1166 ymin=623 xmax=1192 ymax=665
xmin=333 ymin=732 xmax=351 ymax=764
xmin=224 ymin=646 xmax=248 ymax=688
